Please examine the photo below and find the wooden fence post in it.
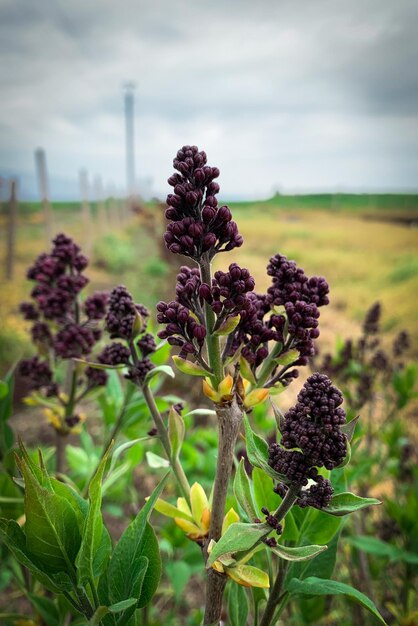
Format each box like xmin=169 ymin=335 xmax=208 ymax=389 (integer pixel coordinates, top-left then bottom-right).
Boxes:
xmin=5 ymin=179 xmax=18 ymax=280
xmin=79 ymin=168 xmax=93 ymax=253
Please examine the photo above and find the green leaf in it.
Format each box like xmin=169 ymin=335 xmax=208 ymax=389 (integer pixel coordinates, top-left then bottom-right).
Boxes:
xmin=270 ymin=401 xmax=285 ymax=432
xmin=0 ymin=381 xmax=8 ymax=400
xmin=166 ymin=561 xmax=192 ymax=601
xmin=341 ymin=415 xmax=360 ymax=441
xmin=320 ymin=492 xmax=381 ymax=516
xmin=73 ymin=358 xmax=125 ymax=370
xmin=107 ymin=474 xmax=168 ymax=609
xmin=172 ymin=356 xmax=208 ymax=377
xmin=107 ymin=437 xmax=149 ymax=476
xmin=233 ymin=459 xmax=258 ymax=521
xmin=207 ymin=522 xmax=269 ymax=567
xmin=272 ymin=543 xmax=327 ymax=562
xmin=347 ymin=536 xmax=418 ymax=564
xmin=168 ymin=406 xmax=185 ymax=460
xmin=146 ymin=451 xmax=170 ymax=468
xmin=302 ymin=508 xmax=342 ymax=545
xmin=213 ymin=314 xmax=241 ymax=336
xmin=243 ymin=415 xmax=287 ymax=482
xmin=0 ymin=519 xmax=71 ymax=593
xmin=144 ymin=365 xmax=175 ymax=384
xmin=286 ymin=577 xmax=387 ymax=624
xmin=28 ymin=594 xmax=59 ymax=626
xmin=274 ymin=349 xmax=299 ymax=367
xmin=252 ymin=467 xmax=280 ymax=516
xmin=228 ymin=582 xmax=249 ymax=626
xmin=76 ymin=448 xmax=111 ymax=585
xmin=17 ymin=455 xmax=81 ymax=574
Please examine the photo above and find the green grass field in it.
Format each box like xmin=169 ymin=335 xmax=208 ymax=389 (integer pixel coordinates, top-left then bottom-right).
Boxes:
xmin=1 ymin=194 xmax=417 ymax=374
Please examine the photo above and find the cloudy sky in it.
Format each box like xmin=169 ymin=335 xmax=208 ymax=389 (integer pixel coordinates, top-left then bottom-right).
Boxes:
xmin=1 ymin=0 xmax=418 ymax=200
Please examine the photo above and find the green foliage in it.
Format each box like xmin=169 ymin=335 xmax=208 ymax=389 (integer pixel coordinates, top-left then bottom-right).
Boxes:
xmin=286 ymin=577 xmax=387 ymax=625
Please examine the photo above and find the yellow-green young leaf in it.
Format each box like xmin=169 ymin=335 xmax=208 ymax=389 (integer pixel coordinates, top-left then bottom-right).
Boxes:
xmin=272 ymin=543 xmax=328 ymax=562
xmin=268 ymin=382 xmax=286 ymax=396
xmin=286 ymin=577 xmax=387 ymax=624
xmin=16 ymin=455 xmax=81 ymax=575
xmin=227 ymin=564 xmax=270 ymax=589
xmin=144 ymin=365 xmax=175 ymax=384
xmin=244 ymin=388 xmax=269 ymax=409
xmin=107 ymin=474 xmax=168 ymax=609
xmin=190 ymin=483 xmax=209 ymax=524
xmin=131 ymin=310 xmax=145 ymax=338
xmin=153 ymin=498 xmax=194 ymax=523
xmin=213 ymin=314 xmax=241 ymax=336
xmin=146 ymin=452 xmax=170 ymax=469
xmin=168 ymin=407 xmax=185 ymax=460
xmin=76 ymin=447 xmax=111 ymax=585
xmin=222 ymin=508 xmax=240 ymax=535
xmin=320 ymin=492 xmax=381 ymax=516
xmin=72 ymin=358 xmax=125 ymax=371
xmin=239 ymin=356 xmax=257 ymax=385
xmin=207 ymin=523 xmax=269 ymax=567
xmin=172 ymin=356 xmax=208 ymax=377
xmin=233 ymin=459 xmax=258 ymax=521
xmin=228 ymin=581 xmax=249 ymax=626
xmin=274 ymin=349 xmax=299 ymax=367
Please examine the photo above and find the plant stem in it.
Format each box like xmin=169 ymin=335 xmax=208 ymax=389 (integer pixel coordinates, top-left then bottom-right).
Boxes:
xmin=256 ymin=343 xmax=283 ymax=388
xmin=55 ymin=430 xmax=65 ymax=475
xmin=199 ymin=259 xmax=223 ymax=386
xmin=82 ymin=387 xmax=133 ymax=497
xmin=259 ymin=561 xmax=289 ymax=626
xmin=142 ymin=383 xmax=191 ymax=501
xmin=258 ymin=484 xmax=301 ymax=626
xmin=203 ymin=398 xmax=244 ymax=625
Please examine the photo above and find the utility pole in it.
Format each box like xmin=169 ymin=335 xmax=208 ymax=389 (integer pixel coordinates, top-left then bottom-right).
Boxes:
xmin=34 ymin=148 xmax=54 ymax=242
xmin=124 ymin=82 xmax=136 ymax=198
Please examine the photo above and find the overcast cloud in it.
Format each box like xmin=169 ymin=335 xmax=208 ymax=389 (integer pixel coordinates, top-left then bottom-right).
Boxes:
xmin=1 ymin=0 xmax=417 ymax=199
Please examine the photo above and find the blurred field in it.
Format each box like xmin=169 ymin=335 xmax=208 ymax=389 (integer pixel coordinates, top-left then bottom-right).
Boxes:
xmin=1 ymin=194 xmax=418 ymax=374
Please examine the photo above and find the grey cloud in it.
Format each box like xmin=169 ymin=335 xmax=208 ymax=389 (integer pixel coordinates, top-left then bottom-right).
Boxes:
xmin=0 ymin=0 xmax=417 ymax=198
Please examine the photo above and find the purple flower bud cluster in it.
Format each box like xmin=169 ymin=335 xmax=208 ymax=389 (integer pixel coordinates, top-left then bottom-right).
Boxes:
xmin=175 ymin=266 xmax=205 ymax=317
xmin=200 ymin=263 xmax=256 ymax=325
xmin=164 ymin=146 xmax=243 ymax=260
xmin=267 ymin=254 xmax=329 ymax=308
xmin=54 ymin=323 xmax=96 ymax=359
xmin=157 ymin=300 xmax=206 ymax=359
xmin=98 ymin=342 xmax=131 ymax=366
xmin=280 ymin=373 xmax=347 ymax=470
xmin=261 ymin=507 xmax=283 ymax=535
xmin=266 ymin=253 xmax=329 ymax=361
xmin=275 ymin=475 xmax=334 ymax=510
xmin=84 ymin=292 xmax=109 ymax=320
xmin=228 ymin=294 xmax=282 ymax=367
xmin=105 ymin=285 xmax=149 ymax=340
xmin=19 ymin=234 xmax=110 ymax=398
xmin=362 ymin=302 xmax=381 ymax=335
xmin=268 ymin=374 xmax=347 ymax=503
xmin=23 ymin=234 xmax=89 ymax=322
xmin=316 ymin=302 xmax=411 ymax=411
xmin=18 ymin=356 xmax=53 ymax=392
xmin=393 ymin=330 xmax=410 ymax=357
xmin=101 ymin=287 xmax=157 ymax=385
